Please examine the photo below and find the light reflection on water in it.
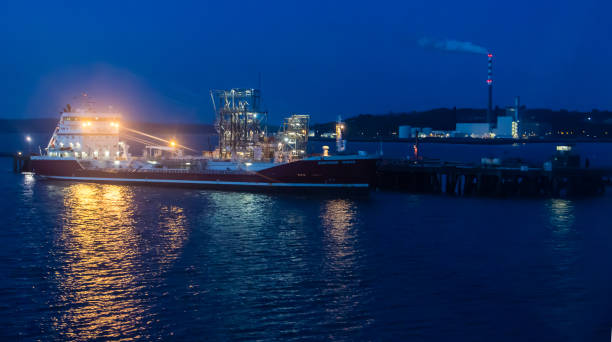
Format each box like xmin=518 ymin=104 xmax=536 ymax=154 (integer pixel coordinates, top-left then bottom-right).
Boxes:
xmin=545 ymin=197 xmax=579 ymax=265
xmin=205 ymin=191 xmax=271 ymax=230
xmin=545 ymin=198 xmax=579 ymax=270
xmin=54 ymin=183 xmax=187 ymax=340
xmin=543 ymin=197 xmax=584 ymax=335
xmin=547 ymin=199 xmax=576 ymax=233
xmin=320 ymin=199 xmax=372 ymax=333
xmin=5 ymin=161 xmax=610 ymax=340
xmin=190 ymin=193 xmax=371 ymax=338
xmin=321 ymin=199 xmax=358 ymax=263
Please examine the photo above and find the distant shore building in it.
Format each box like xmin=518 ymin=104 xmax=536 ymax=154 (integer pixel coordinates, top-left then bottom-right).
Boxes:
xmin=520 ymin=121 xmax=552 ymax=138
xmin=494 ymin=116 xmax=515 ymax=138
xmin=398 ymin=126 xmax=436 ymax=138
xmin=454 ymin=123 xmax=491 ymax=138
xmin=454 ymin=116 xmax=518 ymax=139
xmin=398 ymin=125 xmax=411 ymax=139
xmin=320 ymin=132 xmax=337 ymax=139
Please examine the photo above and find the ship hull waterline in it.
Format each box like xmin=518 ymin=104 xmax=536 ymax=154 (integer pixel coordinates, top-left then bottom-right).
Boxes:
xmin=31 ymin=157 xmax=378 ymax=193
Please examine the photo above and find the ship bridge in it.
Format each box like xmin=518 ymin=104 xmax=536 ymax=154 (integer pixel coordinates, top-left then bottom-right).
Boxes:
xmin=47 ymin=111 xmax=126 ymax=160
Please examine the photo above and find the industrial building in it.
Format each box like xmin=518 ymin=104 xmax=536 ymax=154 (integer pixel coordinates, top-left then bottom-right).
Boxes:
xmin=494 ymin=116 xmax=514 ymax=138
xmin=454 ymin=123 xmax=491 ymax=138
xmin=454 ymin=96 xmax=521 ymax=139
xmin=399 ymin=53 xmax=521 ymax=140
xmin=398 ymin=125 xmax=411 ymax=139
xmin=454 ymin=115 xmax=518 ymax=139
xmin=398 ymin=126 xmax=433 ymax=138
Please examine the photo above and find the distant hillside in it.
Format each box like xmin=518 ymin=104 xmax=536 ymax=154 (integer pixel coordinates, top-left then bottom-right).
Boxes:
xmin=5 ymin=107 xmax=612 ymax=140
xmin=126 ymin=121 xmax=216 ymax=135
xmin=0 ymin=118 xmax=216 ymax=135
xmin=310 ymin=108 xmax=486 ymax=138
xmin=0 ymin=118 xmax=58 ymax=133
xmin=310 ymin=108 xmax=612 ymax=139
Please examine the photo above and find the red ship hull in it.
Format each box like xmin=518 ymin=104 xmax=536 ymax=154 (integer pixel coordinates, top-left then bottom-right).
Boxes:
xmin=30 ymin=157 xmax=379 ymax=192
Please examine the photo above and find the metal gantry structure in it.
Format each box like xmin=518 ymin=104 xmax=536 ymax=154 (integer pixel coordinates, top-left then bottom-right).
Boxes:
xmin=278 ymin=114 xmax=310 ymax=160
xmin=210 ymin=88 xmax=267 ymax=160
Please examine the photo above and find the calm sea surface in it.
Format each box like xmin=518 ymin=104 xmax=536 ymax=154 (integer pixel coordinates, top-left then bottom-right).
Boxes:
xmin=2 ymin=139 xmax=612 ymax=340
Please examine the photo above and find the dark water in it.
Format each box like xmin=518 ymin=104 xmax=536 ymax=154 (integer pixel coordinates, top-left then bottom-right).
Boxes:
xmin=2 ymin=158 xmax=612 ymax=341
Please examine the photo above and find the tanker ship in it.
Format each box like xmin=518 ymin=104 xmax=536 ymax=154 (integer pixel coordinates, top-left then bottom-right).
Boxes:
xmin=30 ymin=90 xmax=378 ymax=191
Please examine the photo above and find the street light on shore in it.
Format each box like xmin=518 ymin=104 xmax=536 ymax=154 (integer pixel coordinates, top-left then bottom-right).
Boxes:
xmin=26 ymin=135 xmax=32 ymax=154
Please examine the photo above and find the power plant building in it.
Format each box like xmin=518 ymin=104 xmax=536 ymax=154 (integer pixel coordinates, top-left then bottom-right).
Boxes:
xmin=455 ymin=123 xmax=491 ymax=138
xmin=398 ymin=125 xmax=411 ymax=139
xmin=494 ymin=116 xmax=514 ymax=138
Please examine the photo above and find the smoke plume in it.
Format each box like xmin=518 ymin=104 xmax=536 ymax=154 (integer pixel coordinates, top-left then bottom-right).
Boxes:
xmin=418 ymin=37 xmax=488 ymax=55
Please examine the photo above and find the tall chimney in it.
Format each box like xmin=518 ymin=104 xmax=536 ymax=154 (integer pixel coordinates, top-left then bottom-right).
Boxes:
xmin=487 ymin=53 xmax=493 ymax=126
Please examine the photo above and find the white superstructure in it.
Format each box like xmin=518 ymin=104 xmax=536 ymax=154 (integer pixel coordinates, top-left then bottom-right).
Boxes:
xmin=46 ymin=111 xmax=128 ymax=160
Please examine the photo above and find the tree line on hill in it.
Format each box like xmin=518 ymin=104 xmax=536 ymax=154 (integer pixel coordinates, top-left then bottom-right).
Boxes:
xmin=310 ymin=108 xmax=612 ymax=139
xmin=3 ymin=107 xmax=612 ymax=140
xmin=0 ymin=118 xmax=216 ymax=135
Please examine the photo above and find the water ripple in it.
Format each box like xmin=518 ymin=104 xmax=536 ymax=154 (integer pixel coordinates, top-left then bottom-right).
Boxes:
xmin=1 ymin=167 xmax=611 ymax=340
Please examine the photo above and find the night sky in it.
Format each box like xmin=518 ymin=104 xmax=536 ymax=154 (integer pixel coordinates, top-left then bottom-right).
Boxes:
xmin=1 ymin=0 xmax=611 ymax=123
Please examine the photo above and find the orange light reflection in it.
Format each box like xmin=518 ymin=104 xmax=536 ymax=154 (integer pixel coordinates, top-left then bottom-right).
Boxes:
xmin=54 ymin=183 xmax=187 ymax=340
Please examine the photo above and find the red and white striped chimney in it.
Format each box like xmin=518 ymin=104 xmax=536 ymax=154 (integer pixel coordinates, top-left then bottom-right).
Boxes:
xmin=487 ymin=53 xmax=493 ymax=126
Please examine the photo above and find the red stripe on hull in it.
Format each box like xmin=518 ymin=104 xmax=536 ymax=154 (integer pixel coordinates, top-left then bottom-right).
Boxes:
xmin=30 ymin=158 xmax=378 ymax=191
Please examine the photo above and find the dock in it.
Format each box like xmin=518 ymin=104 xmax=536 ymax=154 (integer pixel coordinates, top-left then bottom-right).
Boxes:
xmin=8 ymin=153 xmax=610 ymax=197
xmin=376 ymin=160 xmax=608 ymax=197
xmin=11 ymin=153 xmax=32 ymax=173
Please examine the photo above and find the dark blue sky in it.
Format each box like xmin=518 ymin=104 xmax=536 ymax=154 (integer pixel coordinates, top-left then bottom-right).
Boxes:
xmin=1 ymin=0 xmax=611 ymax=123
